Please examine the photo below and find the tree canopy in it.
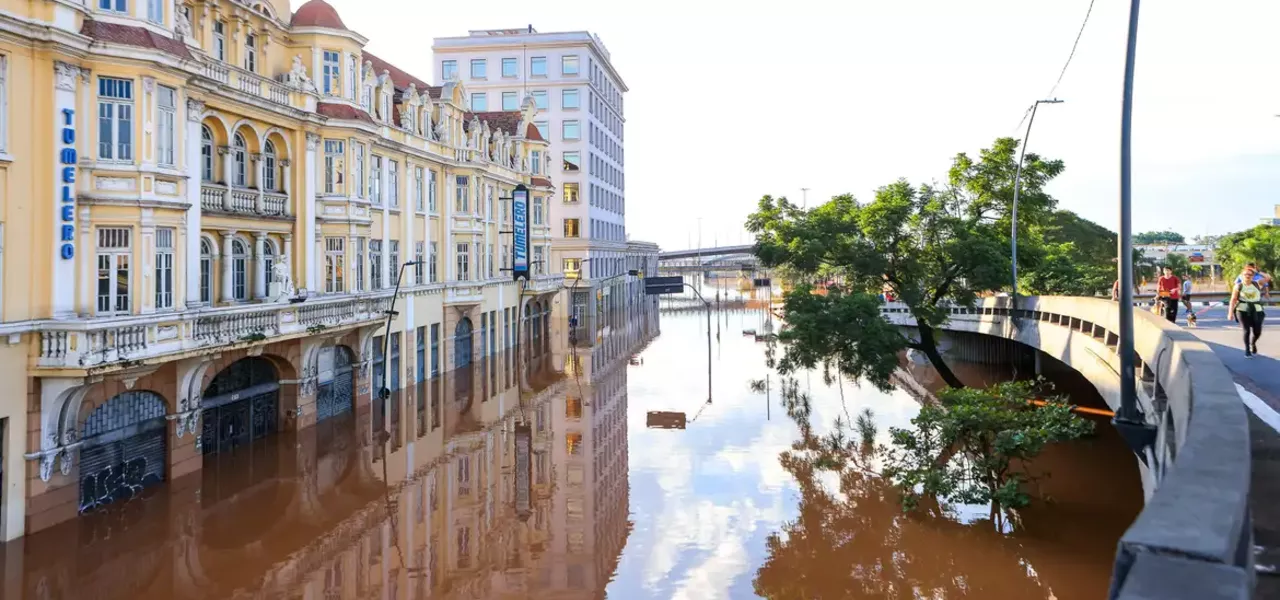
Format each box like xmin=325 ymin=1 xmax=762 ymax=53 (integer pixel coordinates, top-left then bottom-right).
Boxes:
xmin=1216 ymin=225 xmax=1280 ymax=279
xmin=1018 ymin=210 xmax=1116 ymax=296
xmin=1134 ymin=230 xmax=1186 ymax=245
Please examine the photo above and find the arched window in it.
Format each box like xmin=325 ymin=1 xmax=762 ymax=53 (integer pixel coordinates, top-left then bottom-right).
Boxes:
xmin=263 ymin=140 xmax=277 ymax=191
xmin=201 ymin=125 xmax=214 ymax=182
xmin=231 ymin=238 xmax=248 ymax=301
xmin=200 ymin=237 xmax=213 ymax=303
xmin=263 ymin=238 xmax=276 ymax=286
xmin=232 ymin=132 xmax=247 ymax=187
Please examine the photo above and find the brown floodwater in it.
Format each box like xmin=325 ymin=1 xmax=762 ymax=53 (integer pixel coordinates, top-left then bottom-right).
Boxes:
xmin=0 ymin=286 xmax=1142 ymax=599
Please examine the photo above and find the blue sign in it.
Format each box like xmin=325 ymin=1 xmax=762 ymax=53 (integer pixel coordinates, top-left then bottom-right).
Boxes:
xmin=58 ymin=108 xmax=76 ymax=260
xmin=512 ymin=184 xmax=529 ymax=281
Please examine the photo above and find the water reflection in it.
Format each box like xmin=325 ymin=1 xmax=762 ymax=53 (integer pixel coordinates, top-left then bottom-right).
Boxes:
xmin=5 ymin=302 xmax=660 ymax=600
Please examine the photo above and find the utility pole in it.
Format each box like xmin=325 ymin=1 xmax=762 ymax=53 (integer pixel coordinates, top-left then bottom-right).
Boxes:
xmin=1011 ymin=98 xmax=1063 ymax=299
xmin=801 ymin=187 xmax=810 ymax=209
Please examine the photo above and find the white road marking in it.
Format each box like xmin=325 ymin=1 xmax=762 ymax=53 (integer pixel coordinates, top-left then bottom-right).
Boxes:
xmin=1237 ymin=383 xmax=1280 ymax=434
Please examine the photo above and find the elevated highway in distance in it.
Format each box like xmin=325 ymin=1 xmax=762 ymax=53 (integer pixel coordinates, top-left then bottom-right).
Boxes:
xmin=658 ymin=245 xmax=755 ymax=261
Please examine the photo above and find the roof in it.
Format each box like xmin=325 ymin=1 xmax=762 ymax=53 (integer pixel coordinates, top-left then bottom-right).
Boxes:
xmin=525 ymin=123 xmax=545 ymax=142
xmin=291 ymin=0 xmax=348 ymax=30
xmin=317 ymin=102 xmax=375 ymax=124
xmin=80 ymin=20 xmax=193 ymax=60
xmin=531 ymin=177 xmax=554 ymax=188
xmin=363 ymin=52 xmax=442 ymax=99
xmin=464 ymin=111 xmax=531 ymax=137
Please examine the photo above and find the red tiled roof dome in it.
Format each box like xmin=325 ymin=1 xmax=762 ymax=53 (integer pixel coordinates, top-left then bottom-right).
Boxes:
xmin=291 ymin=0 xmax=347 ymax=30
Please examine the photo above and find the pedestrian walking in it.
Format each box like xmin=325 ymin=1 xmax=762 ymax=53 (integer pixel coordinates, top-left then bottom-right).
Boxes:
xmin=1156 ymin=267 xmax=1181 ymax=324
xmin=1235 ymin=262 xmax=1273 ymax=301
xmin=1182 ymin=275 xmax=1197 ymax=327
xmin=1111 ymin=279 xmax=1121 ymax=301
xmin=1230 ymin=269 xmax=1267 ymax=358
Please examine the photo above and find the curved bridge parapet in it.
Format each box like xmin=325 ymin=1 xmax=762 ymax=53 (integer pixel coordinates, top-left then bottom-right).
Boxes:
xmin=880 ymin=296 xmax=1253 ymax=599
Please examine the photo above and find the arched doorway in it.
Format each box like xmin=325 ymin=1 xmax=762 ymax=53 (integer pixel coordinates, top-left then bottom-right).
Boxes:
xmin=78 ymin=391 xmax=168 ymax=512
xmin=200 ymin=357 xmax=280 ymax=455
xmin=455 ymin=317 xmax=473 ymax=369
xmin=316 ymin=346 xmax=355 ymax=423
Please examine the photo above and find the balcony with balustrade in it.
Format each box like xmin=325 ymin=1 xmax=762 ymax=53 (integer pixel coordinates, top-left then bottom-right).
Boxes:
xmin=201 ymin=183 xmax=292 ymax=219
xmin=201 ymin=61 xmax=297 ymax=109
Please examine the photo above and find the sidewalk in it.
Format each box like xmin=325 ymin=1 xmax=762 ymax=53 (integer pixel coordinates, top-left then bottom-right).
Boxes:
xmin=1184 ymin=310 xmax=1280 ymax=598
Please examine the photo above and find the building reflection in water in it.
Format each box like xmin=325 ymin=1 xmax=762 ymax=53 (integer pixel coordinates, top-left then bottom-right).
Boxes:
xmin=4 ymin=302 xmax=659 ymax=600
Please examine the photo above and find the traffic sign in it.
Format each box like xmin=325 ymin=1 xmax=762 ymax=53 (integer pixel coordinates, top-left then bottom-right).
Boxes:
xmin=645 ymin=276 xmax=684 ymax=295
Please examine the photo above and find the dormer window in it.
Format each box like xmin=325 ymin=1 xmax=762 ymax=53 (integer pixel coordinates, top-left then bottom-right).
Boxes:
xmin=346 ymin=55 xmax=357 ymax=99
xmin=380 ymin=93 xmax=390 ymax=124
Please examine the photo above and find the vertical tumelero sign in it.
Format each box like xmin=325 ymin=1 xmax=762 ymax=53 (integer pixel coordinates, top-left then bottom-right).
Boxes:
xmin=511 ymin=183 xmax=530 ymax=281
xmin=58 ymin=108 xmax=77 ymax=259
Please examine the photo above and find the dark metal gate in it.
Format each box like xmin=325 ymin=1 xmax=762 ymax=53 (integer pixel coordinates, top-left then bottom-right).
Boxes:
xmin=317 ymin=346 xmax=355 ymax=423
xmin=78 ymin=391 xmax=168 ymax=513
xmin=200 ymin=357 xmax=280 ymax=456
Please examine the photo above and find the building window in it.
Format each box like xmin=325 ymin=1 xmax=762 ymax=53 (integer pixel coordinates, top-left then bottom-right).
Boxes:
xmin=533 ymin=196 xmax=544 ymax=225
xmin=563 ymin=88 xmax=580 ymax=110
xmin=97 ymin=77 xmax=134 ymax=161
xmin=564 ymin=182 xmax=579 ymax=204
xmin=354 ymin=237 xmax=365 ymax=292
xmin=146 ymin=0 xmax=162 ymax=22
xmin=470 ymin=59 xmax=486 ymax=79
xmin=562 ymin=55 xmax=580 ymax=76
xmin=414 ymin=166 xmax=425 ymax=211
xmin=487 ymin=243 xmax=495 ymax=278
xmin=323 ymin=50 xmax=340 ymax=95
xmin=263 ymin=240 xmax=276 ymax=287
xmin=154 ymin=85 xmax=177 ymax=167
xmin=230 ymin=238 xmax=248 ymax=300
xmin=96 ymin=227 xmax=131 ymax=315
xmin=389 ymin=240 xmax=401 ymax=285
xmin=353 ymin=142 xmax=365 ymax=198
xmin=428 ymin=170 xmax=438 ymax=212
xmin=502 ymin=57 xmax=517 ymax=78
xmin=414 ymin=242 xmax=425 ymax=284
xmin=429 ymin=242 xmax=438 ymax=283
xmin=533 ymin=245 xmax=545 ymax=275
xmin=470 ymin=93 xmax=487 ymax=112
xmin=325 ymin=237 xmax=344 ymax=293
xmin=531 ymin=151 xmax=541 ymax=175
xmin=370 ymin=239 xmax=382 ymax=289
xmin=388 ymin=160 xmax=399 ymax=208
xmin=200 ymin=125 xmax=215 ymax=181
xmin=563 ymin=258 xmax=581 ymax=279
xmin=441 ymin=60 xmax=457 ymax=81
xmin=564 ymin=219 xmax=580 ymax=238
xmin=562 ymin=120 xmax=580 ymax=140
xmin=531 ymin=90 xmax=547 ymax=110
xmin=502 ymin=91 xmax=518 ymax=111
xmin=456 ymin=243 xmax=469 ymax=282
xmin=324 ymin=140 xmax=344 ymax=194
xmin=99 ymin=0 xmax=127 ymax=13
xmin=430 ymin=323 xmax=440 ymax=376
xmin=212 ymin=21 xmax=226 ymax=61
xmin=530 ymin=56 xmax=546 ymax=77
xmin=231 ymin=132 xmax=247 ymax=187
xmin=244 ymin=33 xmax=257 ymax=73
xmin=154 ymin=228 xmax=174 ymax=310
xmin=370 ymin=154 xmax=382 ymax=205
xmin=346 ymin=54 xmax=357 ymax=99
xmin=534 ymin=121 xmax=549 ymax=140
xmin=263 ymin=140 xmax=278 ymax=191
xmin=562 ymin=152 xmax=580 ymax=172
xmin=199 ymin=237 xmax=212 ymax=303
xmin=455 ymin=176 xmax=469 ymax=212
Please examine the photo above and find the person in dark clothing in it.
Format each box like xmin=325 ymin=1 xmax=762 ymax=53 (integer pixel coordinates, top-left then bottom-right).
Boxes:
xmin=1156 ymin=267 xmax=1180 ymax=324
xmin=1230 ymin=268 xmax=1266 ymax=357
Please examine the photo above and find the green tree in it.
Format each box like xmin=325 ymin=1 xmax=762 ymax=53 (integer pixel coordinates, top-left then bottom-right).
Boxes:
xmin=1161 ymin=252 xmax=1190 ymax=276
xmin=1134 ymin=230 xmax=1186 ymax=245
xmin=1019 ymin=210 xmax=1116 ymax=296
xmin=747 ymin=138 xmax=1063 ymax=389
xmin=1216 ymin=224 xmax=1280 ymax=279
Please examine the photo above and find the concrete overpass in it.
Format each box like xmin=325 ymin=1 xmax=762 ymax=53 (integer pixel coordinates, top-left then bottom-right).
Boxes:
xmin=880 ymin=297 xmax=1252 ymax=599
xmin=658 ymin=245 xmax=754 ymax=261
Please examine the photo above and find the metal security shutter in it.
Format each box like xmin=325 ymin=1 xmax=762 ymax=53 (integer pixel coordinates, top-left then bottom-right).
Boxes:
xmin=200 ymin=357 xmax=282 ymax=456
xmin=316 ymin=347 xmax=354 ymax=423
xmin=78 ymin=391 xmax=168 ymax=513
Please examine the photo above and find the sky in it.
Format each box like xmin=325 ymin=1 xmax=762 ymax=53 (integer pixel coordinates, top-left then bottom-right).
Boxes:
xmin=322 ymin=0 xmax=1280 ymax=251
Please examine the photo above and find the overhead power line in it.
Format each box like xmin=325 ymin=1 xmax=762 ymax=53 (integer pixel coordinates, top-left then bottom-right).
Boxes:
xmin=1010 ymin=0 xmax=1098 ymax=135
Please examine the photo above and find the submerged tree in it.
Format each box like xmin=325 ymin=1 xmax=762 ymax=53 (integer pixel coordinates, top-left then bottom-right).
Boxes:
xmin=748 ymin=138 xmax=1064 ymax=388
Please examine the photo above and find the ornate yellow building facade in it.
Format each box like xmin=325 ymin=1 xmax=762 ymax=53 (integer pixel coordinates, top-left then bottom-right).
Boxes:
xmin=0 ymin=0 xmax=565 ymax=539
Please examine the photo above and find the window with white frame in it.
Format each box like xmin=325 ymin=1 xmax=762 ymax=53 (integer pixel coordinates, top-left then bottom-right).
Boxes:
xmin=230 ymin=238 xmax=248 ymax=300
xmin=487 ymin=243 xmax=494 ymax=278
xmin=562 ymin=55 xmax=580 ymax=76
xmin=244 ymin=33 xmax=257 ymax=73
xmin=389 ymin=240 xmax=400 ymax=284
xmin=533 ymin=196 xmax=544 ymax=225
xmin=353 ymin=237 xmax=365 ymax=292
xmin=263 ymin=239 xmax=276 ymax=286
xmin=97 ymin=77 xmax=134 ymax=161
xmin=346 ymin=54 xmax=357 ymax=99
xmin=99 ymin=0 xmax=127 ymax=14
xmin=200 ymin=125 xmax=214 ymax=181
xmin=155 ymin=228 xmax=174 ymax=310
xmin=323 ymin=50 xmax=340 ymax=95
xmin=96 ymin=227 xmax=131 ymax=315
xmin=414 ymin=166 xmax=424 ymax=211
xmin=370 ymin=155 xmax=383 ymax=205
xmin=454 ymin=176 xmax=469 ymax=213
xmin=324 ymin=139 xmax=344 ymax=194
xmin=486 ymin=185 xmax=494 ymax=220
xmin=353 ymin=142 xmax=365 ymax=198
xmin=563 ymin=88 xmax=580 ymax=110
xmin=231 ymin=132 xmax=247 ymax=187
xmin=414 ymin=242 xmax=425 ymax=284
xmin=325 ymin=237 xmax=345 ymax=293
xmin=501 ymin=243 xmax=508 ymax=271
xmin=157 ymin=86 xmax=176 ymax=167
xmin=199 ymin=237 xmax=212 ymax=303
xmin=531 ymin=151 xmax=541 ymax=175
xmin=388 ymin=160 xmax=399 ymax=208
xmin=470 ymin=59 xmax=486 ymax=79
xmin=533 ymin=245 xmax=545 ymax=275
xmin=562 ymin=120 xmax=580 ymax=140
xmin=441 ymin=60 xmax=457 ymax=81
xmin=502 ymin=57 xmax=517 ymax=78
xmin=428 ymin=170 xmax=438 ymax=213
xmin=470 ymin=93 xmax=487 ymax=112
xmin=147 ymin=0 xmax=162 ymax=23
xmin=370 ymin=239 xmax=383 ymax=289
xmin=213 ymin=21 xmax=226 ymax=61
xmin=502 ymin=91 xmax=518 ymax=111
xmin=429 ymin=241 xmax=438 ymax=283
xmin=263 ymin=140 xmax=278 ymax=191
xmin=530 ymin=56 xmax=546 ymax=77
xmin=456 ymin=242 xmax=469 ymax=282
xmin=531 ymin=90 xmax=547 ymax=111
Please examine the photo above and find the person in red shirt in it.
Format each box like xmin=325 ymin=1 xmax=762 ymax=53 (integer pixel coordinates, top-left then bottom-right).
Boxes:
xmin=1156 ymin=266 xmax=1181 ymax=323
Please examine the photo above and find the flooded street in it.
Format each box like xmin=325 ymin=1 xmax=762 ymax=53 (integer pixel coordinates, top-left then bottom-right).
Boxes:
xmin=1 ymin=287 xmax=1142 ymax=599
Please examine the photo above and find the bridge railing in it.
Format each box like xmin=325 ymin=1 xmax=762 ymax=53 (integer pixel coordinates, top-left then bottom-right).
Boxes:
xmin=881 ymin=296 xmax=1253 ymax=599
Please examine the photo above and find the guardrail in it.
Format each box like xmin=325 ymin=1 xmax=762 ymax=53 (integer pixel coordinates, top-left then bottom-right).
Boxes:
xmin=880 ymin=297 xmax=1253 ymax=599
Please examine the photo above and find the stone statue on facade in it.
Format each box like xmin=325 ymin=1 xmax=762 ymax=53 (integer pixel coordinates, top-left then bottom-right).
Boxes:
xmin=287 ymin=56 xmax=317 ymax=93
xmin=174 ymin=1 xmax=193 ymax=37
xmin=435 ymin=118 xmax=448 ymax=144
xmin=270 ymin=261 xmax=295 ymax=301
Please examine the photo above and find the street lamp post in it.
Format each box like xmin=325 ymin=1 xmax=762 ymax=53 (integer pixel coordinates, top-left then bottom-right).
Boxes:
xmin=1011 ymin=98 xmax=1063 ymax=300
xmin=378 ymin=260 xmax=424 ymax=402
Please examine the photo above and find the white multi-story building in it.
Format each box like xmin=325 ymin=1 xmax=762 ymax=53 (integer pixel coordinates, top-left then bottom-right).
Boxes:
xmin=432 ymin=27 xmax=630 ymax=330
